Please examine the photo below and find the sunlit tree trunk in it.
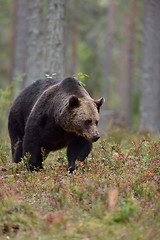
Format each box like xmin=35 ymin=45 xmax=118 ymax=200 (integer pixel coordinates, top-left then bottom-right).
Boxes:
xmin=139 ymin=0 xmax=160 ymax=133
xmin=25 ymin=0 xmax=44 ymax=87
xmin=45 ymin=0 xmax=66 ymax=79
xmin=12 ymin=0 xmax=27 ymax=89
xmin=100 ymin=0 xmax=115 ymax=133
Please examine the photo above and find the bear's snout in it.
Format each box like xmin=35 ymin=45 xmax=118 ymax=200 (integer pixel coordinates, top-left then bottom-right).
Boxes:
xmin=92 ymin=135 xmax=100 ymax=142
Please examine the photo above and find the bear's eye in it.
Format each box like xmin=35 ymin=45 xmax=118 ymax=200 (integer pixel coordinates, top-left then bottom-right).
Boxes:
xmin=85 ymin=119 xmax=92 ymax=126
xmin=95 ymin=120 xmax=98 ymax=126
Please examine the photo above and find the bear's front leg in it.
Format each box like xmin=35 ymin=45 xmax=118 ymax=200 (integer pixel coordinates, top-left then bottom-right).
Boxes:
xmin=23 ymin=133 xmax=44 ymax=171
xmin=67 ymin=136 xmax=92 ymax=173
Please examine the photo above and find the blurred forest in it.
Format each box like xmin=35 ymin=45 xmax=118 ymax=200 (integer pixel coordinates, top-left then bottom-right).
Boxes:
xmin=0 ymin=0 xmax=160 ymax=134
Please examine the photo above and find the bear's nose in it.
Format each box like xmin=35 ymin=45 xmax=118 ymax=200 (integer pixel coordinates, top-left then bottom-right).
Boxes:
xmin=92 ymin=135 xmax=100 ymax=142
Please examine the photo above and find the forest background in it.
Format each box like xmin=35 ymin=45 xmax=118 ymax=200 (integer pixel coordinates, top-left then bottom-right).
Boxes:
xmin=0 ymin=1 xmax=160 ymax=239
xmin=0 ymin=0 xmax=160 ymax=134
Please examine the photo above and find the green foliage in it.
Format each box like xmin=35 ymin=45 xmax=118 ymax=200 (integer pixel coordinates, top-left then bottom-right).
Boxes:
xmin=73 ymin=72 xmax=89 ymax=86
xmin=0 ymin=130 xmax=160 ymax=239
xmin=112 ymin=199 xmax=139 ymax=223
xmin=45 ymin=71 xmax=89 ymax=87
xmin=0 ymin=76 xmax=21 ymax=134
xmin=45 ymin=73 xmax=57 ymax=79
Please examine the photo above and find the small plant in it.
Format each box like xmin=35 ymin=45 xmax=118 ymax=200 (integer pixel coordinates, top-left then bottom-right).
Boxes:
xmin=73 ymin=72 xmax=89 ymax=86
xmin=41 ymin=147 xmax=46 ymax=162
xmin=19 ymin=152 xmax=31 ymax=171
xmin=45 ymin=73 xmax=57 ymax=78
xmin=45 ymin=72 xmax=88 ymax=86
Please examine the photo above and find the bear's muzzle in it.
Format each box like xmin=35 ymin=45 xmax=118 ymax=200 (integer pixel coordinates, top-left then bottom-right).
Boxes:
xmin=92 ymin=135 xmax=100 ymax=142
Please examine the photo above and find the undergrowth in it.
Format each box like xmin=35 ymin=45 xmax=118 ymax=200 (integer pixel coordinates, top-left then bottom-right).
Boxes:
xmin=0 ymin=129 xmax=160 ymax=240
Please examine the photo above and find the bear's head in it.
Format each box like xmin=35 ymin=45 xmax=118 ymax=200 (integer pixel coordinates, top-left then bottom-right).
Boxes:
xmin=60 ymin=95 xmax=105 ymax=142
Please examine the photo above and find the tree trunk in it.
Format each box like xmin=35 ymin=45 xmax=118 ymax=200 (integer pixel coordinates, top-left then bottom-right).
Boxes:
xmin=45 ymin=0 xmax=66 ymax=79
xmin=12 ymin=0 xmax=28 ymax=89
xmin=100 ymin=0 xmax=115 ymax=133
xmin=139 ymin=0 xmax=160 ymax=133
xmin=25 ymin=0 xmax=44 ymax=87
xmin=157 ymin=2 xmax=160 ymax=132
xmin=116 ymin=11 xmax=129 ymax=125
xmin=70 ymin=0 xmax=79 ymax=75
xmin=126 ymin=0 xmax=137 ymax=130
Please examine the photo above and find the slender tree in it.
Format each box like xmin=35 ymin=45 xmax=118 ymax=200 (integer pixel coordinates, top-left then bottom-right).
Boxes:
xmin=12 ymin=0 xmax=27 ymax=89
xmin=70 ymin=0 xmax=79 ymax=75
xmin=157 ymin=2 xmax=160 ymax=132
xmin=155 ymin=0 xmax=160 ymax=132
xmin=25 ymin=0 xmax=44 ymax=87
xmin=116 ymin=9 xmax=129 ymax=125
xmin=100 ymin=0 xmax=115 ymax=133
xmin=139 ymin=0 xmax=160 ymax=133
xmin=45 ymin=0 xmax=66 ymax=79
xmin=126 ymin=0 xmax=137 ymax=130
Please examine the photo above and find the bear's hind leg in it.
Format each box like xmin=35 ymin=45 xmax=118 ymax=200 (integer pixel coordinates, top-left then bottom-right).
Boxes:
xmin=8 ymin=118 xmax=24 ymax=163
xmin=9 ymin=134 xmax=23 ymax=163
xmin=13 ymin=139 xmax=23 ymax=163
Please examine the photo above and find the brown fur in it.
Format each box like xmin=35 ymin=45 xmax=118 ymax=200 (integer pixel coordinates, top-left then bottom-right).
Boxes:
xmin=8 ymin=77 xmax=105 ymax=172
xmin=60 ymin=97 xmax=100 ymax=142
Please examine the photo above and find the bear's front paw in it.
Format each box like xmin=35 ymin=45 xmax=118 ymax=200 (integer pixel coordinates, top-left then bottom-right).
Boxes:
xmin=68 ymin=165 xmax=79 ymax=174
xmin=68 ymin=166 xmax=75 ymax=174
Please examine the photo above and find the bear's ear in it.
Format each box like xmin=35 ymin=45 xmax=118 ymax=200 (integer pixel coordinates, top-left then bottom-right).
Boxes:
xmin=69 ymin=95 xmax=80 ymax=108
xmin=95 ymin=97 xmax=105 ymax=112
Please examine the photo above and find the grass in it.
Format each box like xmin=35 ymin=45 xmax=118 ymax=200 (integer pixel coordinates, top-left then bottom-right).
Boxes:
xmin=0 ymin=129 xmax=160 ymax=240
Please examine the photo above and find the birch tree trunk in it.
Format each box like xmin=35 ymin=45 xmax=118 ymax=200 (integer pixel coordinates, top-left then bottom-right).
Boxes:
xmin=45 ymin=0 xmax=66 ymax=79
xmin=139 ymin=0 xmax=160 ymax=133
xmin=25 ymin=0 xmax=44 ymax=87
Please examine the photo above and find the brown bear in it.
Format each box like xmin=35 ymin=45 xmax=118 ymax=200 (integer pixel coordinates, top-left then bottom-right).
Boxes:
xmin=8 ymin=77 xmax=104 ymax=172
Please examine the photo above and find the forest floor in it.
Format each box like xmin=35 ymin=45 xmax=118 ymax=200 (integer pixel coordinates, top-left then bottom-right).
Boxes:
xmin=0 ymin=129 xmax=160 ymax=240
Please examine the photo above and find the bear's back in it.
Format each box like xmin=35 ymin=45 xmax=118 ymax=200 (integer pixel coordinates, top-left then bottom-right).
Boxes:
xmin=8 ymin=78 xmax=60 ymax=133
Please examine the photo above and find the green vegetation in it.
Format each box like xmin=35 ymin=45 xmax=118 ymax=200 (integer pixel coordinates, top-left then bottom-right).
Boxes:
xmin=0 ymin=75 xmax=159 ymax=239
xmin=0 ymin=76 xmax=21 ymax=134
xmin=0 ymin=129 xmax=160 ymax=239
xmin=73 ymin=72 xmax=89 ymax=86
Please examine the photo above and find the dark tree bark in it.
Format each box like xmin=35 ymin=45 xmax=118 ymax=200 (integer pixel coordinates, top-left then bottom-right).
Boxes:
xmin=139 ymin=0 xmax=160 ymax=133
